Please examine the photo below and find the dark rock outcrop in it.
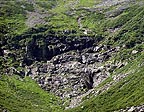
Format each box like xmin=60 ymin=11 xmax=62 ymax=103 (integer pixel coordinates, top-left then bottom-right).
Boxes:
xmin=25 ymin=45 xmax=121 ymax=98
xmin=25 ymin=35 xmax=95 ymax=62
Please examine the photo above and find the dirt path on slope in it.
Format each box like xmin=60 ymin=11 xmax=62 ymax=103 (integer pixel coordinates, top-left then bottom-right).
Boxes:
xmin=26 ymin=0 xmax=49 ymax=27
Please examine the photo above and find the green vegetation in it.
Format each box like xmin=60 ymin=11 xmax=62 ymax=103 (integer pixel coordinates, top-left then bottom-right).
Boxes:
xmin=105 ymin=5 xmax=144 ymax=47
xmin=0 ymin=1 xmax=34 ymax=36
xmin=0 ymin=75 xmax=63 ymax=112
xmin=0 ymin=0 xmax=144 ymax=112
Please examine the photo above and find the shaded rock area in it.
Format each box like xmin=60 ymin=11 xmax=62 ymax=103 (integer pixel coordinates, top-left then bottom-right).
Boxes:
xmin=0 ymin=47 xmax=3 ymax=56
xmin=24 ymin=33 xmax=95 ymax=64
xmin=25 ymin=44 xmax=122 ymax=98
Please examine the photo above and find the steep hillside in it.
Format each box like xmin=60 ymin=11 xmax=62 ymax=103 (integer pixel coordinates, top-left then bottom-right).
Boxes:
xmin=0 ymin=75 xmax=63 ymax=112
xmin=0 ymin=0 xmax=144 ymax=112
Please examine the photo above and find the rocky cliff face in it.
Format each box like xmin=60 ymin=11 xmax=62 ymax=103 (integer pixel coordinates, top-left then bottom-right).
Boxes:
xmin=24 ymin=42 xmax=124 ymax=98
xmin=2 ymin=28 xmax=125 ymax=99
xmin=25 ymin=33 xmax=95 ymax=62
xmin=1 ymin=28 xmax=128 ymax=99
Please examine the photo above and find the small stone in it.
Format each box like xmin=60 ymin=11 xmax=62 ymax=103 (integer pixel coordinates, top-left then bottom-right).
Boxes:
xmin=128 ymin=106 xmax=135 ymax=112
xmin=63 ymin=78 xmax=68 ymax=84
xmin=132 ymin=50 xmax=138 ymax=54
xmin=81 ymin=106 xmax=84 ymax=109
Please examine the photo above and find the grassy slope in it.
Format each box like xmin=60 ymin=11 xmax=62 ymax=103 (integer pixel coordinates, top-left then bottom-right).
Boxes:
xmin=0 ymin=1 xmax=34 ymax=36
xmin=0 ymin=75 xmax=63 ymax=112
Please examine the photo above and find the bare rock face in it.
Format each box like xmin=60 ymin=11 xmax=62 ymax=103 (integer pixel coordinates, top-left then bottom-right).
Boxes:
xmin=25 ymin=34 xmax=95 ymax=62
xmin=25 ymin=44 xmax=121 ymax=98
